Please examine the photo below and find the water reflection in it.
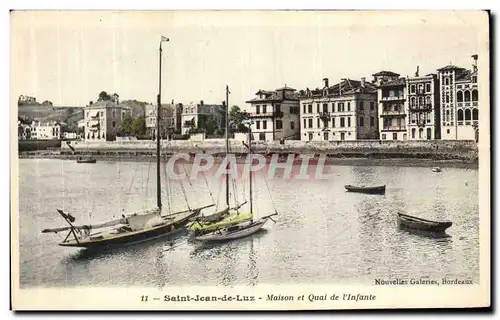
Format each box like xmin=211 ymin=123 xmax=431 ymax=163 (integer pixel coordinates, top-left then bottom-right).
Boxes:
xmin=19 ymin=160 xmax=480 ymax=287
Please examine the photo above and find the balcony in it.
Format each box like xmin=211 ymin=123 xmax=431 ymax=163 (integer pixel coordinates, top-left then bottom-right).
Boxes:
xmin=409 ymin=104 xmax=432 ymax=112
xmin=380 ymin=110 xmax=406 ymax=117
xmin=382 ymin=126 xmax=406 ymax=131
xmin=319 ymin=112 xmax=330 ymax=122
xmin=249 ymin=112 xmax=274 ymax=118
xmin=380 ymin=96 xmax=405 ymax=101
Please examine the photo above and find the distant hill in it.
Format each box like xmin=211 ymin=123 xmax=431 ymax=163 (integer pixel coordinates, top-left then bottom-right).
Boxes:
xmin=18 ymin=104 xmax=84 ymax=131
xmin=17 ymin=99 xmax=150 ymax=131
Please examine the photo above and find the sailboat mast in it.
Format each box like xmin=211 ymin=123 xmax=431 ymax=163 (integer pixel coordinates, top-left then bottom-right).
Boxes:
xmin=156 ymin=40 xmax=162 ymax=210
xmin=225 ymin=85 xmax=230 ymax=207
xmin=248 ymin=126 xmax=253 ymax=215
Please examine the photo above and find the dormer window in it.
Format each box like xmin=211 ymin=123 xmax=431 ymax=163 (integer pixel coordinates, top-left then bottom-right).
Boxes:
xmin=472 ymin=76 xmax=477 ymax=83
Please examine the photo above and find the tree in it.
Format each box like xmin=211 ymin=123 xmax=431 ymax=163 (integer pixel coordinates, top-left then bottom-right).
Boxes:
xmin=119 ymin=116 xmax=133 ymax=136
xmin=197 ymin=114 xmax=219 ymax=136
xmin=229 ymin=105 xmax=250 ymax=132
xmin=98 ymin=91 xmax=111 ymax=101
xmin=131 ymin=116 xmax=146 ymax=136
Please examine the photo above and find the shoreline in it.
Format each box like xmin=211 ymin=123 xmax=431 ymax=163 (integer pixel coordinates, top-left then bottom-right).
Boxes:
xmin=18 ymin=152 xmax=478 ymax=170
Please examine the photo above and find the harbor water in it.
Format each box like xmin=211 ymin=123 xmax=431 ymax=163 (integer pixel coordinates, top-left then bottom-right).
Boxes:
xmin=18 ymin=158 xmax=479 ymax=288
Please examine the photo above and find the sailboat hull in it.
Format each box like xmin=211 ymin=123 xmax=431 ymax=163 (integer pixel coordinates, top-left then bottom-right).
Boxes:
xmin=194 ymin=219 xmax=268 ymax=242
xmin=58 ymin=210 xmax=200 ymax=249
xmin=188 ymin=212 xmax=253 ymax=235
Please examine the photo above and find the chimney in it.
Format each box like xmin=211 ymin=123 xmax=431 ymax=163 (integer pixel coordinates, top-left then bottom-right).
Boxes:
xmin=323 ymin=78 xmax=329 ymax=88
xmin=361 ymin=77 xmax=366 ymax=88
xmin=472 ymin=54 xmax=478 ymax=72
xmin=89 ymin=101 xmax=93 ymax=105
xmin=200 ymin=100 xmax=204 ymax=106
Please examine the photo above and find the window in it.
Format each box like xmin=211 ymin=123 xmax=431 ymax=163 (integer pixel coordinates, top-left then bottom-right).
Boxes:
xmin=323 ymin=103 xmax=328 ymax=113
xmin=276 ymin=120 xmax=283 ymax=130
xmin=425 ymin=83 xmax=431 ymax=92
xmin=473 ymin=109 xmax=478 ymax=121
xmin=458 ymin=109 xmax=464 ymax=121
xmin=112 ymin=121 xmax=116 ymax=128
xmin=370 ymin=102 xmax=375 ymax=111
xmin=338 ymin=103 xmax=344 ymax=112
xmin=308 ymin=105 xmax=313 ymax=113
xmin=419 ymin=128 xmax=423 ymax=139
xmin=426 ymin=128 xmax=431 ymax=140
xmin=340 ymin=117 xmax=345 ymax=127
xmin=389 ymin=90 xmax=395 ymax=97
xmin=256 ymin=106 xmax=260 ymax=114
xmin=418 ymin=84 xmax=424 ymax=94
xmin=382 ymin=134 xmax=386 ymax=140
xmin=447 ymin=129 xmax=450 ymax=134
xmin=410 ymin=97 xmax=416 ymax=107
xmin=262 ymin=105 xmax=267 ymax=113
xmin=303 ymin=119 xmax=306 ymax=128
xmin=370 ymin=116 xmax=375 ymax=127
xmin=100 ymin=111 xmax=104 ymax=117
xmin=393 ymin=133 xmax=397 ymax=140
xmin=332 ymin=117 xmax=336 ymax=128
xmin=347 ymin=117 xmax=351 ymax=127
xmin=472 ymin=90 xmax=478 ymax=101
xmin=317 ymin=104 xmax=320 ymax=113
xmin=317 ymin=118 xmax=320 ymax=128
xmin=259 ymin=133 xmax=265 ymax=141
xmin=465 ymin=109 xmax=471 ymax=121
xmin=256 ymin=121 xmax=261 ymax=129
xmin=359 ymin=116 xmax=364 ymax=127
xmin=308 ymin=118 xmax=313 ymax=128
xmin=275 ymin=104 xmax=281 ymax=113
xmin=410 ymin=85 xmax=416 ymax=93
xmin=347 ymin=102 xmax=350 ymax=111
xmin=464 ymin=91 xmax=471 ymax=102
xmin=290 ymin=121 xmax=295 ymax=130
xmin=263 ymin=120 xmax=267 ymax=129
xmin=112 ymin=110 xmax=116 ymax=118
xmin=308 ymin=133 xmax=313 ymax=141
xmin=472 ymin=76 xmax=477 ymax=83
xmin=445 ymin=93 xmax=450 ymax=103
xmin=445 ymin=77 xmax=450 ymax=85
xmin=303 ymin=105 xmax=306 ymax=114
xmin=323 ymin=132 xmax=329 ymax=141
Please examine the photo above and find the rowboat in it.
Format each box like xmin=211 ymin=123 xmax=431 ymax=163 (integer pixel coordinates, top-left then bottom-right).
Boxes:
xmin=432 ymin=167 xmax=442 ymax=173
xmin=77 ymin=158 xmax=97 ymax=164
xmin=396 ymin=212 xmax=452 ymax=233
xmin=345 ymin=184 xmax=386 ymax=195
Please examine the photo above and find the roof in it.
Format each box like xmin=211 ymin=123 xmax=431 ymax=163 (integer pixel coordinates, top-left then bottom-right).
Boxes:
xmin=246 ymin=90 xmax=300 ymax=103
xmin=275 ymin=85 xmax=296 ymax=91
xmin=437 ymin=65 xmax=466 ymax=72
xmin=372 ymin=70 xmax=400 ymax=77
xmin=87 ymin=101 xmax=132 ymax=109
xmin=456 ymin=69 xmax=476 ymax=81
xmin=298 ymin=79 xmax=378 ymax=98
xmin=378 ymin=78 xmax=406 ymax=87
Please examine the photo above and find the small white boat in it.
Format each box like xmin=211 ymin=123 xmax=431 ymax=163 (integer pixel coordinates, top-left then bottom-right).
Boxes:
xmin=432 ymin=167 xmax=442 ymax=173
xmin=194 ymin=214 xmax=276 ymax=242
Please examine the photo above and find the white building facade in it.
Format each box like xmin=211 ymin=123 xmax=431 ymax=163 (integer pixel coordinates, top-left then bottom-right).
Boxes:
xmin=246 ymin=86 xmax=300 ymax=141
xmin=299 ymin=78 xmax=379 ymax=141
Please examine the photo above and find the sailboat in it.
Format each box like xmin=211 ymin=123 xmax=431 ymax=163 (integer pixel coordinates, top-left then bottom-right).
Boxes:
xmin=41 ymin=36 xmax=213 ymax=249
xmin=193 ymin=116 xmax=278 ymax=242
xmin=187 ymin=85 xmax=253 ymax=236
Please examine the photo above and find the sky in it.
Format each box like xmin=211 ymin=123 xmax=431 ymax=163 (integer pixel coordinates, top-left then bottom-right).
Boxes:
xmin=10 ymin=10 xmax=488 ymax=111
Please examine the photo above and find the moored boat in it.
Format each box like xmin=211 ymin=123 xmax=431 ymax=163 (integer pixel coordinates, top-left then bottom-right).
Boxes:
xmin=396 ymin=212 xmax=452 ymax=233
xmin=77 ymin=158 xmax=97 ymax=164
xmin=432 ymin=167 xmax=442 ymax=173
xmin=345 ymin=184 xmax=386 ymax=195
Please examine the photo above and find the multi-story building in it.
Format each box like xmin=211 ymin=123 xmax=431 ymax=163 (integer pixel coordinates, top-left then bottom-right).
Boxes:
xmin=245 ymin=86 xmax=300 ymax=141
xmin=374 ymin=71 xmax=407 ymax=140
xmin=406 ymin=73 xmax=440 ymax=140
xmin=181 ymin=101 xmax=224 ymax=135
xmin=83 ymin=100 xmax=132 ymax=141
xmin=145 ymin=103 xmax=178 ymax=138
xmin=299 ymin=77 xmax=379 ymax=141
xmin=438 ymin=55 xmax=479 ymax=141
xmin=30 ymin=120 xmax=61 ymax=140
